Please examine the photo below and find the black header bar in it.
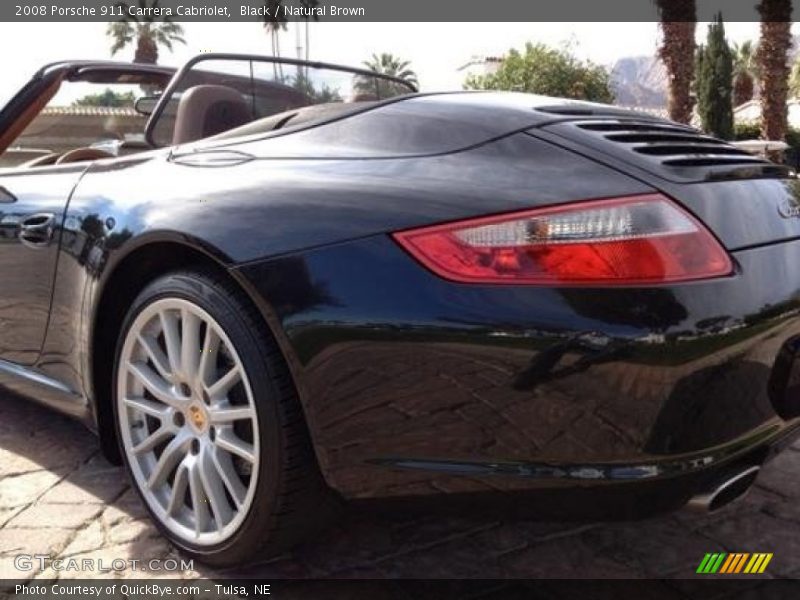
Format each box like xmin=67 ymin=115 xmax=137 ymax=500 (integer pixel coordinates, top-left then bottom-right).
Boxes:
xmin=2 ymin=0 xmax=792 ymax=23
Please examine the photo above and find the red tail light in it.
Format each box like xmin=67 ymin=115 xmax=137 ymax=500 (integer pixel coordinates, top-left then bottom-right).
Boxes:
xmin=392 ymin=194 xmax=733 ymax=285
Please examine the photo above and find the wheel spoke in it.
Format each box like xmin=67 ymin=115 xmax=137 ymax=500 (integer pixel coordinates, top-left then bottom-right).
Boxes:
xmin=215 ymin=429 xmax=255 ymax=463
xmin=181 ymin=309 xmax=202 ymax=382
xmin=128 ymin=361 xmax=180 ymax=407
xmin=210 ymin=447 xmax=247 ymax=508
xmin=209 ymin=404 xmax=255 ymax=424
xmin=200 ymin=448 xmax=233 ymax=529
xmin=137 ymin=334 xmax=172 ymax=382
xmin=188 ymin=461 xmax=211 ymax=537
xmin=198 ymin=327 xmax=221 ymax=388
xmin=132 ymin=426 xmax=173 ymax=455
xmin=167 ymin=460 xmax=190 ymax=517
xmin=124 ymin=396 xmax=168 ymax=419
xmin=147 ymin=433 xmax=188 ymax=489
xmin=159 ymin=310 xmax=182 ymax=377
xmin=207 ymin=366 xmax=241 ymax=400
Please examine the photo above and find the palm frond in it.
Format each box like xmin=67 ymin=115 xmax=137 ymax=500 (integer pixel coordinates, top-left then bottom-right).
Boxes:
xmin=107 ymin=1 xmax=185 ymax=61
xmin=113 ymin=1 xmax=140 ymax=23
xmin=106 ymin=21 xmax=135 ymax=55
xmin=262 ymin=0 xmax=288 ymax=31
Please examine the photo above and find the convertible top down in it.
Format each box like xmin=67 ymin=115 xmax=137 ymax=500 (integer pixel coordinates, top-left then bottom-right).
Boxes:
xmin=1 ymin=54 xmax=800 ymax=565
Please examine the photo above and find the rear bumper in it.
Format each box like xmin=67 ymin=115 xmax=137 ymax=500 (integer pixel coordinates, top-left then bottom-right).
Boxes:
xmin=236 ymin=234 xmax=800 ymax=516
xmin=348 ymin=421 xmax=800 ymax=521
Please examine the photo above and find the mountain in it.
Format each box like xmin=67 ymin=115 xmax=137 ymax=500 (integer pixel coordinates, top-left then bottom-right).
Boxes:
xmin=610 ymin=34 xmax=800 ymax=110
xmin=610 ymin=56 xmax=668 ymax=109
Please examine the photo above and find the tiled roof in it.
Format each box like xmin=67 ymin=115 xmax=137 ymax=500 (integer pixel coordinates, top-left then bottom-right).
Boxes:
xmin=41 ymin=106 xmax=142 ymax=117
xmin=457 ymin=55 xmax=506 ymax=71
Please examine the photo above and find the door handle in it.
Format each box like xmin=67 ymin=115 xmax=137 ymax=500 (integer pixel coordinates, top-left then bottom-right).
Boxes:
xmin=19 ymin=212 xmax=56 ymax=248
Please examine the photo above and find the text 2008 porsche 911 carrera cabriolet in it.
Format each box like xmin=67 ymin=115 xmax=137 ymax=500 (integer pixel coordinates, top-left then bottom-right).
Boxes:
xmin=2 ymin=53 xmax=800 ymax=565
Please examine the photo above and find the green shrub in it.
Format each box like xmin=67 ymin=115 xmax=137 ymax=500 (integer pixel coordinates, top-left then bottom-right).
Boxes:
xmin=463 ymin=42 xmax=614 ymax=103
xmin=733 ymin=121 xmax=761 ymax=141
xmin=734 ymin=122 xmax=800 ymax=143
xmin=733 ymin=122 xmax=800 ymax=166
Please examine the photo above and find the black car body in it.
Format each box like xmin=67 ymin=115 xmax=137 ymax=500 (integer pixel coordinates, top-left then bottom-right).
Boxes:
xmin=2 ymin=54 xmax=800 ymax=560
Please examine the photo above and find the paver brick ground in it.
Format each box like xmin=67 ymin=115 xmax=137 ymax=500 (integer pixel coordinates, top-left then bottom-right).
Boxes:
xmin=0 ymin=391 xmax=798 ymax=593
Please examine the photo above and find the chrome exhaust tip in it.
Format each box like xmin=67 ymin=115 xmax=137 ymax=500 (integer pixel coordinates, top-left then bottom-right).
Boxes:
xmin=685 ymin=466 xmax=761 ymax=514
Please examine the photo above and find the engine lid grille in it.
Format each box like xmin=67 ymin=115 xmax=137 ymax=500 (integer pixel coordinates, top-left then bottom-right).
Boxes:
xmin=538 ymin=117 xmax=791 ymax=183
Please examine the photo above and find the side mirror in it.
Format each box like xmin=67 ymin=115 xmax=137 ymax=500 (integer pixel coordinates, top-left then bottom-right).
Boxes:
xmin=134 ymin=95 xmax=159 ymax=116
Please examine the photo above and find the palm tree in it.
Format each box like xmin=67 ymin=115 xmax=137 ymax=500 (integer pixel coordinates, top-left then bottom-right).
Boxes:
xmin=262 ymin=0 xmax=287 ymax=62
xmin=656 ymin=0 xmax=697 ymax=124
xmin=362 ymin=53 xmax=418 ymax=86
xmin=262 ymin=0 xmax=319 ymax=63
xmin=756 ymin=0 xmax=792 ymax=143
xmin=732 ymin=41 xmax=758 ymax=106
xmin=106 ymin=0 xmax=185 ymax=65
xmin=354 ymin=53 xmax=418 ymax=99
xmin=301 ymin=0 xmax=320 ymax=60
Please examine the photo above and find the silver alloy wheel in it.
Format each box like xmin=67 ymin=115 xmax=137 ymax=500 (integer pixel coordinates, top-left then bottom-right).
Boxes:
xmin=117 ymin=297 xmax=259 ymax=546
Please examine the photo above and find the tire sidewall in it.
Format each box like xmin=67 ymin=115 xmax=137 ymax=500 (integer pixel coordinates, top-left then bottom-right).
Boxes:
xmin=112 ymin=271 xmax=284 ymax=561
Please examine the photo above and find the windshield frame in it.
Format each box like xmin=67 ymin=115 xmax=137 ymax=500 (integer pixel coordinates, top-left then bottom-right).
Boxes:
xmin=144 ymin=53 xmax=418 ymax=148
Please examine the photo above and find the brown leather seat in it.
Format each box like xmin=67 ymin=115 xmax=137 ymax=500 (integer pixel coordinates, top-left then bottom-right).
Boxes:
xmin=172 ymin=85 xmax=252 ymax=145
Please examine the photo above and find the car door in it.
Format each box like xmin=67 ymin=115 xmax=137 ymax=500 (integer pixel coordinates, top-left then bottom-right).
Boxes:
xmin=0 ymin=165 xmax=86 ymax=365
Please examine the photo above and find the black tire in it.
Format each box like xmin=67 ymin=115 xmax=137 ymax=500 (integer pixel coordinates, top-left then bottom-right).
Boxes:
xmin=112 ymin=268 xmax=337 ymax=566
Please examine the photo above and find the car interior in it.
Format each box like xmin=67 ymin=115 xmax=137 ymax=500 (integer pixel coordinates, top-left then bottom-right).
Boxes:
xmin=143 ymin=60 xmax=402 ymax=148
xmin=0 ymin=66 xmax=172 ymax=168
xmin=0 ymin=58 xmax=414 ymax=170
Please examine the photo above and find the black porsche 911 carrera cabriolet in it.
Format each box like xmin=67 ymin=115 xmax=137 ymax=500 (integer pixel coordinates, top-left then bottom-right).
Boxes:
xmin=2 ymin=53 xmax=800 ymax=565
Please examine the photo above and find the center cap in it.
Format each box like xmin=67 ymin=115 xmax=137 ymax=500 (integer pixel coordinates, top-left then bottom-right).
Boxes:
xmin=187 ymin=404 xmax=208 ymax=432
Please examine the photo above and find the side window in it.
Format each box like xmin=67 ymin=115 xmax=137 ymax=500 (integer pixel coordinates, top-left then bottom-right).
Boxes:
xmin=0 ymin=80 xmax=164 ymax=168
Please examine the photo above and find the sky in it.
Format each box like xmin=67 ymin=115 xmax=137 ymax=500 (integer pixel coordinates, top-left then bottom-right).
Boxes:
xmin=0 ymin=21 xmax=791 ymax=107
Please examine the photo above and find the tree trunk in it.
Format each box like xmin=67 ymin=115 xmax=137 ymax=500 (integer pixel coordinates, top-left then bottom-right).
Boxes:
xmin=134 ymin=35 xmax=158 ymax=65
xmin=657 ymin=0 xmax=697 ymax=124
xmin=757 ymin=0 xmax=792 ymax=144
xmin=733 ymin=74 xmax=755 ymax=106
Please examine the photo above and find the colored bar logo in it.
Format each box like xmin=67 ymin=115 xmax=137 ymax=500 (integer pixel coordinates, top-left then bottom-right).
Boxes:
xmin=696 ymin=553 xmax=773 ymax=574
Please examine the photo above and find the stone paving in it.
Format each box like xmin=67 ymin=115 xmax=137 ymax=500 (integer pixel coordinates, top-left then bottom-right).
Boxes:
xmin=1 ymin=390 xmax=800 ymax=591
